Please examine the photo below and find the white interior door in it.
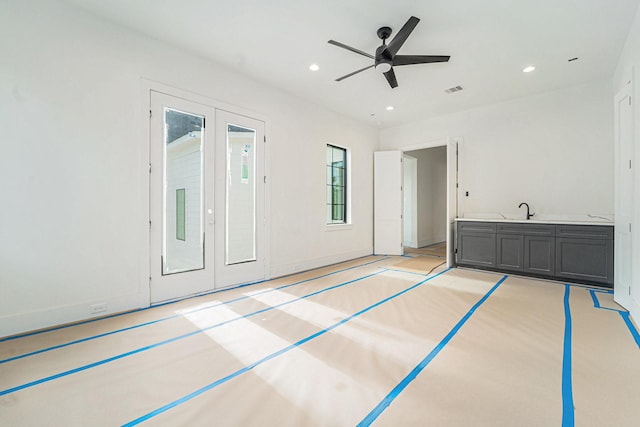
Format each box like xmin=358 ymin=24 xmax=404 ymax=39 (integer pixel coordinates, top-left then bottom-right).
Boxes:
xmin=150 ymin=91 xmax=216 ymax=303
xmin=614 ymin=83 xmax=634 ymax=308
xmin=374 ymin=151 xmax=403 ymax=255
xmin=214 ymin=110 xmax=266 ymax=288
xmin=446 ymin=139 xmax=459 ymax=267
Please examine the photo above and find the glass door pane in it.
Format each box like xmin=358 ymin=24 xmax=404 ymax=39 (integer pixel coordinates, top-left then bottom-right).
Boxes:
xmin=163 ymin=108 xmax=204 ymax=274
xmin=226 ymin=124 xmax=256 ymax=265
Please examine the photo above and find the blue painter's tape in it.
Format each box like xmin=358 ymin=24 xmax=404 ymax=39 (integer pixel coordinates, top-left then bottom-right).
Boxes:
xmin=0 ymin=256 xmax=389 ymax=343
xmin=121 ymin=268 xmax=452 ymax=426
xmin=0 ymin=257 xmax=390 ymax=362
xmin=564 ymin=282 xmax=613 ymax=293
xmin=562 ymin=285 xmax=575 ymax=427
xmin=356 ymin=274 xmax=508 ymax=427
xmin=619 ymin=312 xmax=640 ymax=349
xmin=588 ymin=289 xmax=627 ymax=313
xmin=589 ymin=290 xmax=601 ymax=308
xmin=0 ymin=267 xmax=394 ymax=397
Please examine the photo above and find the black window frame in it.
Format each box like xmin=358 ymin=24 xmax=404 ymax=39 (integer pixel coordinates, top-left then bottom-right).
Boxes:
xmin=326 ymin=144 xmax=347 ymax=224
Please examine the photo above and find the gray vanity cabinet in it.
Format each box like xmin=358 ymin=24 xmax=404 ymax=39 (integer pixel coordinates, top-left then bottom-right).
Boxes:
xmin=456 ymin=221 xmax=613 ymax=287
xmin=555 ymin=225 xmax=614 ymax=286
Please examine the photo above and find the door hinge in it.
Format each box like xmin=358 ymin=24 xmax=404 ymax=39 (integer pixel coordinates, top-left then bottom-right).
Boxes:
xmin=203 ymin=117 xmax=206 ymax=128
xmin=149 ymin=220 xmax=152 ymax=231
xmin=149 ymin=109 xmax=152 ymax=118
xmin=630 ymin=96 xmax=632 ymax=106
xmin=630 ymin=159 xmax=632 ymax=169
xmin=630 ymin=223 xmax=632 ymax=233
xmin=264 ymin=135 xmax=267 ymax=142
xmin=263 ymin=176 xmax=267 ymax=183
xmin=149 ymin=163 xmax=152 ymax=174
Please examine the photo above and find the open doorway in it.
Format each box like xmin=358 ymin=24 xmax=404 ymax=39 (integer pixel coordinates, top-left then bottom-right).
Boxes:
xmin=403 ymin=146 xmax=447 ymax=258
xmin=373 ymin=138 xmax=458 ymax=266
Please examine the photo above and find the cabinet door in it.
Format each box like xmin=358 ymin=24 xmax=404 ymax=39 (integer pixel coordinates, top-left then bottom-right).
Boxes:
xmin=524 ymin=236 xmax=555 ymax=276
xmin=458 ymin=232 xmax=496 ymax=267
xmin=556 ymin=237 xmax=614 ymax=286
xmin=496 ymin=234 xmax=523 ymax=271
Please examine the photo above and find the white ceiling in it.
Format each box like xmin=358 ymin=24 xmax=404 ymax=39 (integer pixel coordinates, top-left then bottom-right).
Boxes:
xmin=65 ymin=0 xmax=639 ymax=128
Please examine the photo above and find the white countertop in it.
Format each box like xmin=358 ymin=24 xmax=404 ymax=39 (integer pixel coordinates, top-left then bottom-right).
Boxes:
xmin=456 ymin=213 xmax=613 ymax=226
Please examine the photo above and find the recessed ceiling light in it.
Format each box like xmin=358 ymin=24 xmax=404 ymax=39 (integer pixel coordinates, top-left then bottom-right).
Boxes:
xmin=386 ymin=106 xmax=394 ymax=111
xmin=522 ymin=66 xmax=536 ymax=73
xmin=309 ymin=64 xmax=319 ymax=71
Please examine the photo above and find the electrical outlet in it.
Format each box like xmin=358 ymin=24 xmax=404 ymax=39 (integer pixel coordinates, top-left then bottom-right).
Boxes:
xmin=90 ymin=303 xmax=107 ymax=315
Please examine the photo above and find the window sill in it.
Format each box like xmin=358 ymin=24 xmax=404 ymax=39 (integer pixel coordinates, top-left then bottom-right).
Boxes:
xmin=326 ymin=223 xmax=353 ymax=231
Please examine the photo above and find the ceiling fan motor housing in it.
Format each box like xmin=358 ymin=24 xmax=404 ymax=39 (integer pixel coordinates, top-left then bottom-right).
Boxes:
xmin=374 ymin=44 xmax=393 ymax=72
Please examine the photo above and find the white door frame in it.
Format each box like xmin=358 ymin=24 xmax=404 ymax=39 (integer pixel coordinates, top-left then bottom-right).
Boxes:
xmin=140 ymin=79 xmax=270 ymax=306
xmin=399 ymin=137 xmax=460 ymax=267
xmin=403 ymin=155 xmax=418 ymax=248
xmin=614 ymin=78 xmax=634 ymax=311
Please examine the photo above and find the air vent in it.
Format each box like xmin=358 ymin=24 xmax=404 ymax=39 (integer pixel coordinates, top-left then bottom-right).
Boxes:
xmin=445 ymin=85 xmax=463 ymax=94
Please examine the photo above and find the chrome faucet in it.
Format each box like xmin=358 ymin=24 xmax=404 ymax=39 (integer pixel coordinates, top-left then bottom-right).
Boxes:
xmin=519 ymin=202 xmax=535 ymax=220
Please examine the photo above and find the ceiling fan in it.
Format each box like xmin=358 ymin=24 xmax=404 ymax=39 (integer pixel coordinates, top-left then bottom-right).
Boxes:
xmin=328 ymin=16 xmax=450 ymax=89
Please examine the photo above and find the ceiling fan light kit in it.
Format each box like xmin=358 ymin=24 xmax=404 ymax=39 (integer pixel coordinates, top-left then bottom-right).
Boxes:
xmin=328 ymin=16 xmax=450 ymax=89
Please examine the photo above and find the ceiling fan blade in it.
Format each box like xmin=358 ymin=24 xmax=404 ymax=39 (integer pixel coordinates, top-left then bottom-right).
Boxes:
xmin=336 ymin=64 xmax=375 ymax=81
xmin=328 ymin=40 xmax=375 ymax=59
xmin=386 ymin=16 xmax=420 ymax=57
xmin=393 ymin=55 xmax=450 ymax=66
xmin=383 ymin=68 xmax=398 ymax=88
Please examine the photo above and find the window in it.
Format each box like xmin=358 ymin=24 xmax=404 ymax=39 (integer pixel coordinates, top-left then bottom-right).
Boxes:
xmin=176 ymin=188 xmax=186 ymax=241
xmin=326 ymin=145 xmax=347 ymax=224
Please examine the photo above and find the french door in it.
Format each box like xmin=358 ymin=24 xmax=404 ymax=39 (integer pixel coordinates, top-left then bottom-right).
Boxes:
xmin=214 ymin=109 xmax=266 ymax=288
xmin=149 ymin=91 xmax=266 ymax=303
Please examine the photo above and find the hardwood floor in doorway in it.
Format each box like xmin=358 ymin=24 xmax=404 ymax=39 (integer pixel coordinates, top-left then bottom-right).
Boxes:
xmin=404 ymin=241 xmax=446 ymax=258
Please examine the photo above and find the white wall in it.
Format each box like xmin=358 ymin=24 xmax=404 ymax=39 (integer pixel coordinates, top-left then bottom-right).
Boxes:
xmin=405 ymin=147 xmax=447 ymax=247
xmin=380 ymin=80 xmax=614 ymax=219
xmin=0 ymin=0 xmax=377 ymax=337
xmin=614 ymin=4 xmax=640 ymax=322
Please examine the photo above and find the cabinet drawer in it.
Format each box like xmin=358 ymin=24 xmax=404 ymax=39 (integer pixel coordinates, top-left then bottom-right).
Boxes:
xmin=555 ymin=225 xmax=613 ymax=239
xmin=458 ymin=221 xmax=496 ymax=233
xmin=496 ymin=223 xmax=555 ymax=236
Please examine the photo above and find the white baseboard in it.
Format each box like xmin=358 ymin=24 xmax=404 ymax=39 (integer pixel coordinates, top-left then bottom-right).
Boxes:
xmin=269 ymin=248 xmax=373 ymax=280
xmin=418 ymin=238 xmax=439 ymax=248
xmin=2 ymin=249 xmax=375 ymax=339
xmin=403 ymin=240 xmax=418 ymax=248
xmin=0 ymin=292 xmax=146 ymax=338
